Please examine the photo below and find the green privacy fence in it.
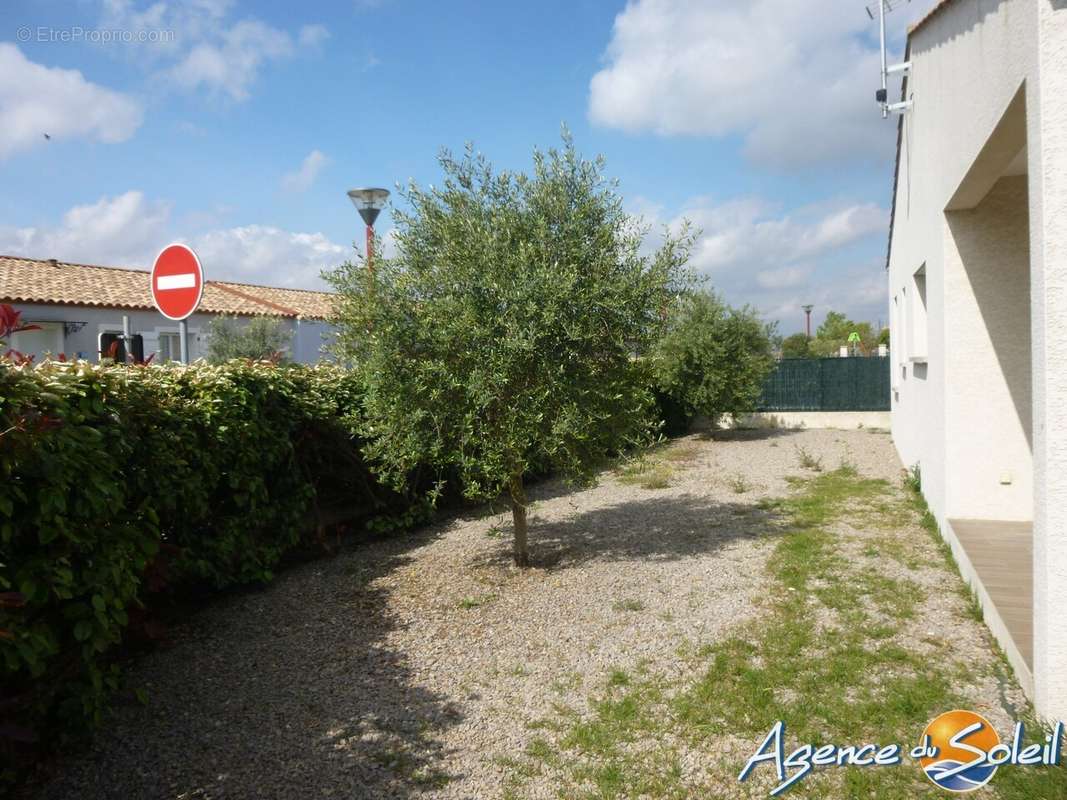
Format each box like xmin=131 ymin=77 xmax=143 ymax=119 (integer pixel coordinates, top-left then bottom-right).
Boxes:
xmin=758 ymin=357 xmax=891 ymax=411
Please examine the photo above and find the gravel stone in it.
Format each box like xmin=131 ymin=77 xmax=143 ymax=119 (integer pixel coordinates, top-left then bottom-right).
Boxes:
xmin=35 ymin=427 xmax=1022 ymax=799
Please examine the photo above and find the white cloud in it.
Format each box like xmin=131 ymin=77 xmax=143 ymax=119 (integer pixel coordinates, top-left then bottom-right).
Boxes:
xmin=0 ymin=44 xmax=142 ymax=159
xmin=633 ymin=193 xmax=889 ymax=329
xmin=298 ymin=24 xmax=330 ymax=48
xmin=168 ymin=19 xmax=295 ymax=100
xmin=281 ymin=149 xmax=329 ymax=193
xmin=0 ymin=191 xmax=169 ymax=266
xmin=667 ymin=197 xmax=886 ymax=275
xmin=191 ymin=225 xmax=345 ymax=288
xmin=0 ymin=190 xmax=347 ymax=289
xmin=755 ymin=265 xmax=810 ymax=290
xmin=589 ymin=0 xmax=925 ymax=167
xmin=99 ymin=1 xmax=327 ymax=101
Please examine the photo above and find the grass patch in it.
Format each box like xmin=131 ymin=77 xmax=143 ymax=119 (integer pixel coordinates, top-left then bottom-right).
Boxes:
xmin=612 ymin=598 xmax=646 ymax=613
xmin=616 ymin=456 xmax=675 ymax=490
xmin=504 ymin=467 xmax=1066 ymax=799
xmin=615 ymin=439 xmax=701 ymax=490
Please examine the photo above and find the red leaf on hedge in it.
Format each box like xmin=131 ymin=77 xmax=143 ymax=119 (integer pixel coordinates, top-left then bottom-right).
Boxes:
xmin=0 ymin=592 xmax=26 ymax=608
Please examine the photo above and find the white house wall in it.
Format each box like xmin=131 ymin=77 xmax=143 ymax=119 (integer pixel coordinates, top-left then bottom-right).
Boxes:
xmin=1031 ymin=0 xmax=1067 ymax=724
xmin=8 ymin=303 xmax=335 ymax=365
xmin=889 ymin=0 xmax=1067 ymax=720
xmin=889 ymin=0 xmax=1039 ymax=525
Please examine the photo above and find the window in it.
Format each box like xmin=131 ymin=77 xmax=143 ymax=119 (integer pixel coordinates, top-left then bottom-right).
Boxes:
xmin=10 ymin=321 xmax=64 ymax=362
xmin=909 ymin=265 xmax=928 ymax=362
xmin=99 ymin=332 xmax=144 ymax=362
xmin=158 ymin=332 xmax=181 ymax=362
xmin=891 ymin=294 xmax=899 ymax=359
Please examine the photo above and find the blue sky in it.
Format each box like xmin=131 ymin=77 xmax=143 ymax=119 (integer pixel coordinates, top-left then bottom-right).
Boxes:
xmin=0 ymin=0 xmax=923 ymax=333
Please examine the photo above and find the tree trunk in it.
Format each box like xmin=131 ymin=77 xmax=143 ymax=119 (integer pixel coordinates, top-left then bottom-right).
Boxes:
xmin=509 ymin=474 xmax=530 ymax=568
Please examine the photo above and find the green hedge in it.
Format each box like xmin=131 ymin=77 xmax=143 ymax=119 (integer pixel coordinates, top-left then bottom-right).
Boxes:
xmin=0 ymin=360 xmax=407 ymax=778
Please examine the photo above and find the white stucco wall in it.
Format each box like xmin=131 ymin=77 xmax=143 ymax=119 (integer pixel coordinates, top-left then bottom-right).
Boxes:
xmin=943 ymin=176 xmax=1033 ymax=521
xmin=1031 ymin=0 xmax=1067 ymax=723
xmin=889 ymin=0 xmax=1038 ymax=526
xmin=888 ymin=0 xmax=1067 ymax=719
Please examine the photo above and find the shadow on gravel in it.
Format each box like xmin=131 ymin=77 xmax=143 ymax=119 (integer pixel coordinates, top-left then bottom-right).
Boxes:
xmin=470 ymin=493 xmax=787 ymax=571
xmin=36 ymin=531 xmax=464 ymax=800
xmin=698 ymin=426 xmax=801 ymax=442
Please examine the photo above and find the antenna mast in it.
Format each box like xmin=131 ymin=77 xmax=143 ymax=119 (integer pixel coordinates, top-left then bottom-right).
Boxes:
xmin=866 ymin=0 xmax=913 ymax=117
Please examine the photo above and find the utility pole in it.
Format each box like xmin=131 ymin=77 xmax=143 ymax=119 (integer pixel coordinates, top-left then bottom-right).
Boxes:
xmin=802 ymin=304 xmax=814 ymax=339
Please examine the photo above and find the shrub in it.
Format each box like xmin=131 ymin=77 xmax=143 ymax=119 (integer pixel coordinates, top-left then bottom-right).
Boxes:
xmin=0 ymin=359 xmax=401 ymax=780
xmin=205 ymin=315 xmax=293 ymax=363
xmin=780 ymin=332 xmax=811 ymax=359
xmin=651 ymin=291 xmax=776 ymax=427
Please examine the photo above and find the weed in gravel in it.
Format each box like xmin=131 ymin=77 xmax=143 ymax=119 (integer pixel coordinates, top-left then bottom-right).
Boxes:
xmin=616 ymin=456 xmax=675 ymax=490
xmin=616 ymin=441 xmax=700 ymax=490
xmin=727 ymin=474 xmax=751 ymax=494
xmin=794 ymin=444 xmax=824 ymax=472
xmin=607 ymin=669 xmax=631 ymax=687
xmin=661 ymin=442 xmax=701 ymax=463
xmin=612 ymin=598 xmax=646 ymax=613
xmin=458 ymin=594 xmax=496 ymax=609
xmin=550 ymin=672 xmax=583 ymax=696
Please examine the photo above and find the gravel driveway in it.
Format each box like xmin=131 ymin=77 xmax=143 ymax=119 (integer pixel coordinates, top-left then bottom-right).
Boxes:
xmin=38 ymin=427 xmax=907 ymax=799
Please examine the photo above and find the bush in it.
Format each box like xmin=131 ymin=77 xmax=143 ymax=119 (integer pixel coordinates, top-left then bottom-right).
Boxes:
xmin=780 ymin=332 xmax=811 ymax=359
xmin=0 ymin=359 xmax=401 ymax=779
xmin=651 ymin=291 xmax=776 ymax=427
xmin=205 ymin=315 xmax=293 ymax=363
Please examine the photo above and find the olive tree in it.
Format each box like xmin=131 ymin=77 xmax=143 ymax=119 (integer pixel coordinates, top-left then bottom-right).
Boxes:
xmin=327 ymin=135 xmax=691 ymax=566
xmin=205 ymin=316 xmax=293 ymax=363
xmin=651 ymin=291 xmax=775 ymax=426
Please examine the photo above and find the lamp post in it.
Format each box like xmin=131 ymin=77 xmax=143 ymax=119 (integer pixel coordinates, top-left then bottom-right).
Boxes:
xmin=347 ymin=187 xmax=390 ymax=270
xmin=802 ymin=304 xmax=814 ymax=339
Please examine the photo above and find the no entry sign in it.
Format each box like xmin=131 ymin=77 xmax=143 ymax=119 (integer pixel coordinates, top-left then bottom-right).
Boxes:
xmin=151 ymin=243 xmax=204 ymax=321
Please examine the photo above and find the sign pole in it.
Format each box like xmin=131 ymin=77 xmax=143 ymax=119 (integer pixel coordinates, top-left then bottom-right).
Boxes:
xmin=122 ymin=314 xmax=132 ymax=364
xmin=179 ymin=319 xmax=189 ymax=364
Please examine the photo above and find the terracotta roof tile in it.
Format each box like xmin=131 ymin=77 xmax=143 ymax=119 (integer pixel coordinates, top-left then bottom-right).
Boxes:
xmin=0 ymin=255 xmax=335 ymax=320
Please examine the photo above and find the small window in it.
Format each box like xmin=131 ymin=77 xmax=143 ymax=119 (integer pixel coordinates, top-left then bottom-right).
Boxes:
xmin=909 ymin=265 xmax=928 ymax=362
xmin=158 ymin=332 xmax=181 ymax=362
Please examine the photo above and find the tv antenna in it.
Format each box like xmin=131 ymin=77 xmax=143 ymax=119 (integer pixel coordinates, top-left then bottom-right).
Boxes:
xmin=866 ymin=0 xmax=913 ymax=118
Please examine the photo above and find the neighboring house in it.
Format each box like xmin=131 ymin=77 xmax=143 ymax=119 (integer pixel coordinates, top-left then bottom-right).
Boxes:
xmin=887 ymin=0 xmax=1067 ymax=719
xmin=0 ymin=255 xmax=337 ymax=364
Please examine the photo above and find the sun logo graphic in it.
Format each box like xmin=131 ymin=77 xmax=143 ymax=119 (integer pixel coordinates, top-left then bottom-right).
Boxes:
xmin=918 ymin=710 xmax=1001 ymax=792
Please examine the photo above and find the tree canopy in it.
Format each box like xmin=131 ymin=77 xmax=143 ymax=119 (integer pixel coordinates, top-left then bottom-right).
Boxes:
xmin=651 ymin=292 xmax=775 ymax=425
xmin=206 ymin=316 xmax=293 ymax=363
xmin=780 ymin=311 xmax=884 ymax=358
xmin=327 ymin=134 xmax=692 ymax=566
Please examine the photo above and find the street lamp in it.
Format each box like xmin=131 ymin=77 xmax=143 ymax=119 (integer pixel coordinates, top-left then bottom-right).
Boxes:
xmin=802 ymin=304 xmax=814 ymax=339
xmin=347 ymin=187 xmax=390 ymax=269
